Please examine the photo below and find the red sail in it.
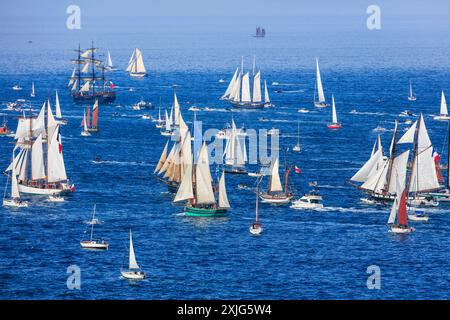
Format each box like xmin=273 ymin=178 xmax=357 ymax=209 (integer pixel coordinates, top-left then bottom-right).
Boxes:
xmin=87 ymin=107 xmax=91 ymax=128
xmin=92 ymin=104 xmax=98 ymax=128
xmin=397 ymin=190 xmax=408 ymax=226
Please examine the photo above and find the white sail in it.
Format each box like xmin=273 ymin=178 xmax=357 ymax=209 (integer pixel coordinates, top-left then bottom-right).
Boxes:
xmin=159 ymin=143 xmax=178 ymax=175
xmin=71 ymin=79 xmax=78 ymax=92
xmin=351 ymin=148 xmax=384 ymax=183
xmin=128 ymin=230 xmax=140 ymax=270
xmin=252 ymin=71 xmax=262 ymax=103
xmin=31 ymin=81 xmax=35 ymax=96
xmin=55 ymin=90 xmax=62 ymax=118
xmin=195 ymin=143 xmax=216 ymax=204
xmin=409 ymin=81 xmax=413 ymax=98
xmin=232 ymin=76 xmax=241 ymax=102
xmin=174 ymin=164 xmax=193 ymax=202
xmin=131 ymin=48 xmax=146 ymax=73
xmin=47 ymin=99 xmax=58 ymax=142
xmin=154 ymin=141 xmax=169 ymax=173
xmin=315 ymin=58 xmax=325 ymax=103
xmin=18 ymin=149 xmax=28 ymax=182
xmin=11 ymin=154 xmax=20 ymax=199
xmin=224 ymin=120 xmax=245 ymax=166
xmin=126 ymin=49 xmax=135 ymax=72
xmin=241 ymin=72 xmax=251 ymax=103
xmin=47 ymin=126 xmax=67 ymax=183
xmin=440 ymin=90 xmax=448 ymax=115
xmin=269 ymin=158 xmax=283 ymax=192
xmin=387 ymin=150 xmax=410 ymax=194
xmin=264 ymin=80 xmax=270 ymax=103
xmin=83 ymin=110 xmax=88 ymax=132
xmin=81 ymin=62 xmax=90 ymax=73
xmin=79 ymin=81 xmax=90 ymax=92
xmin=164 ymin=109 xmax=171 ymax=131
xmin=68 ymin=68 xmax=76 ymax=87
xmin=107 ymin=51 xmax=113 ymax=68
xmin=409 ymin=115 xmax=440 ymax=192
xmin=173 ymin=93 xmax=180 ymax=126
xmin=80 ymin=49 xmax=95 ymax=58
xmin=389 ymin=120 xmax=398 ymax=157
xmin=331 ymin=95 xmax=338 ymax=123
xmin=31 ymin=134 xmax=45 ymax=180
xmin=32 ymin=103 xmax=46 ymax=137
xmin=388 ymin=173 xmax=405 ymax=224
xmin=221 ymin=68 xmax=238 ymax=99
xmin=218 ymin=171 xmax=230 ymax=209
xmin=397 ymin=120 xmax=418 ymax=144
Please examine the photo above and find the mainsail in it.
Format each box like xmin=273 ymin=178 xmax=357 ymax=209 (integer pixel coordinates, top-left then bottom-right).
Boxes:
xmin=315 ymin=58 xmax=325 ymax=103
xmin=128 ymin=229 xmax=140 ymax=270
xmin=331 ymin=95 xmax=338 ymax=123
xmin=268 ymin=158 xmax=283 ymax=192
xmin=127 ymin=48 xmax=146 ymax=74
xmin=440 ymin=91 xmax=448 ymax=116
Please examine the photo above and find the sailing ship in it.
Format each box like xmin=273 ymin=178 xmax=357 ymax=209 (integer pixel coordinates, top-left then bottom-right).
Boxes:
xmin=80 ymin=205 xmax=109 ymax=250
xmin=69 ymin=42 xmax=116 ymax=104
xmin=154 ymin=97 xmax=165 ymax=129
xmin=350 ymin=115 xmax=441 ymax=204
xmin=5 ymin=101 xmax=74 ymax=195
xmin=327 ymin=95 xmax=341 ymax=129
xmin=54 ymin=90 xmax=67 ymax=125
xmin=121 ymin=229 xmax=146 ymax=280
xmin=250 ymin=178 xmax=263 ymax=235
xmin=174 ymin=142 xmax=231 ymax=217
xmin=433 ymin=91 xmax=450 ymax=120
xmin=259 ymin=157 xmax=293 ymax=204
xmin=81 ymin=99 xmax=99 ymax=132
xmin=221 ymin=56 xmax=271 ymax=108
xmin=160 ymin=93 xmax=181 ymax=136
xmin=105 ymin=50 xmax=115 ymax=71
xmin=293 ymin=120 xmax=301 ymax=152
xmin=3 ymin=153 xmax=28 ymax=208
xmin=126 ymin=48 xmax=147 ymax=78
xmin=387 ymin=169 xmax=415 ymax=234
xmin=254 ymin=26 xmax=266 ymax=38
xmin=314 ymin=58 xmax=328 ymax=108
xmin=223 ymin=119 xmax=247 ymax=174
xmin=30 ymin=81 xmax=35 ymax=98
xmin=408 ymin=81 xmax=417 ymax=101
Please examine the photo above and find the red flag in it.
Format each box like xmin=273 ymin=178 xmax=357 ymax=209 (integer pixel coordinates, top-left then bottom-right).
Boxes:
xmin=295 ymin=166 xmax=301 ymax=174
xmin=109 ymin=81 xmax=114 ymax=89
xmin=57 ymin=133 xmax=63 ymax=153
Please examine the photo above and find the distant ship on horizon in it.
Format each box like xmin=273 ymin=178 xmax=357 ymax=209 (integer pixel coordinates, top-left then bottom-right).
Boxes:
xmin=254 ymin=26 xmax=266 ymax=38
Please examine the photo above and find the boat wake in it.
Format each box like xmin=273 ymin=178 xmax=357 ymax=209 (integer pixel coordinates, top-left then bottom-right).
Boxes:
xmin=91 ymin=160 xmax=148 ymax=166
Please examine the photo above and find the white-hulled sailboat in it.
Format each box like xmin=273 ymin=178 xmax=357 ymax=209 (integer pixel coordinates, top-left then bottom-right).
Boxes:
xmin=263 ymin=80 xmax=273 ymax=107
xmin=408 ymin=81 xmax=416 ymax=101
xmin=387 ymin=166 xmax=415 ymax=234
xmin=250 ymin=178 xmax=263 ymax=235
xmin=327 ymin=95 xmax=341 ymax=129
xmin=30 ymin=81 xmax=35 ymax=98
xmin=80 ymin=205 xmax=109 ymax=250
xmin=154 ymin=97 xmax=165 ymax=129
xmin=121 ymin=229 xmax=146 ymax=280
xmin=433 ymin=91 xmax=450 ymax=120
xmin=3 ymin=153 xmax=28 ymax=208
xmin=259 ymin=157 xmax=293 ymax=204
xmin=81 ymin=109 xmax=91 ymax=136
xmin=126 ymin=48 xmax=147 ymax=78
xmin=174 ymin=143 xmax=231 ymax=217
xmin=5 ymin=101 xmax=73 ymax=195
xmin=223 ymin=119 xmax=247 ymax=174
xmin=314 ymin=58 xmax=328 ymax=108
xmin=54 ymin=90 xmax=67 ymax=125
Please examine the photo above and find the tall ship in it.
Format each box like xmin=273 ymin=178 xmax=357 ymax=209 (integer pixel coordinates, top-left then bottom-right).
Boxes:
xmin=5 ymin=100 xmax=74 ymax=195
xmin=254 ymin=26 xmax=266 ymax=38
xmin=69 ymin=42 xmax=116 ymax=104
xmin=221 ymin=56 xmax=271 ymax=108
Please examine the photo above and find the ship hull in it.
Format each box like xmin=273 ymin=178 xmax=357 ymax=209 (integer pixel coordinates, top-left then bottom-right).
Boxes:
xmin=231 ymin=101 xmax=265 ymax=109
xmin=18 ymin=183 xmax=72 ymax=195
xmin=72 ymin=91 xmax=116 ymax=104
xmin=185 ymin=206 xmax=228 ymax=217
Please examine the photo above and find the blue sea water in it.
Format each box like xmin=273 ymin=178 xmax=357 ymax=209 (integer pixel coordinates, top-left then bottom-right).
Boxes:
xmin=0 ymin=14 xmax=449 ymax=299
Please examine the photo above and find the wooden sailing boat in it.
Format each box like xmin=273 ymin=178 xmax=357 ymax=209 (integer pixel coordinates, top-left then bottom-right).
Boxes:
xmin=3 ymin=153 xmax=28 ymax=208
xmin=327 ymin=95 xmax=341 ymax=129
xmin=30 ymin=81 xmax=35 ymax=98
xmin=70 ymin=42 xmax=116 ymax=104
xmin=387 ymin=168 xmax=415 ymax=234
xmin=174 ymin=143 xmax=231 ymax=217
xmin=293 ymin=119 xmax=301 ymax=152
xmin=250 ymin=178 xmax=263 ymax=235
xmin=126 ymin=48 xmax=147 ymax=78
xmin=80 ymin=205 xmax=109 ymax=249
xmin=121 ymin=229 xmax=146 ymax=280
xmin=433 ymin=91 xmax=450 ymax=120
xmin=314 ymin=58 xmax=328 ymax=108
xmin=259 ymin=157 xmax=293 ymax=204
xmin=54 ymin=90 xmax=67 ymax=125
xmin=223 ymin=119 xmax=247 ymax=174
xmin=5 ymin=101 xmax=73 ymax=195
xmin=408 ymin=81 xmax=417 ymax=101
xmin=222 ymin=56 xmax=268 ymax=108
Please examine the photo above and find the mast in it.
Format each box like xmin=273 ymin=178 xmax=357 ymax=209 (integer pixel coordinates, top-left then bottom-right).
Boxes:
xmin=77 ymin=44 xmax=81 ymax=92
xmin=90 ymin=205 xmax=96 ymax=241
xmin=28 ymin=107 xmax=32 ymax=183
xmin=447 ymin=121 xmax=450 ymax=188
xmin=46 ymin=99 xmax=49 ymax=187
xmin=383 ymin=120 xmax=399 ymax=194
xmin=255 ymin=180 xmax=259 ymax=223
xmin=91 ymin=41 xmax=95 ymax=95
xmin=405 ymin=114 xmax=422 ymax=196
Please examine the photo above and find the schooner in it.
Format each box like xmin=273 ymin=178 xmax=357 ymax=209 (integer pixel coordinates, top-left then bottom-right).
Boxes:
xmin=126 ymin=48 xmax=147 ymax=78
xmin=69 ymin=42 xmax=116 ymax=104
xmin=223 ymin=119 xmax=248 ymax=174
xmin=5 ymin=101 xmax=74 ymax=195
xmin=221 ymin=56 xmax=271 ymax=108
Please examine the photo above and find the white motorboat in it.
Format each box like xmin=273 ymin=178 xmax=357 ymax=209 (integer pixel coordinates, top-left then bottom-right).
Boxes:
xmin=142 ymin=114 xmax=151 ymax=120
xmin=290 ymin=192 xmax=323 ymax=210
xmin=12 ymin=85 xmax=22 ymax=91
xmin=408 ymin=213 xmax=429 ymax=222
xmin=48 ymin=195 xmax=64 ymax=202
xmin=298 ymin=108 xmax=309 ymax=113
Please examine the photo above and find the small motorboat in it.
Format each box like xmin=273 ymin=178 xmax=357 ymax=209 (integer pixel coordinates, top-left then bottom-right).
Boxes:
xmin=290 ymin=191 xmax=323 ymax=210
xmin=349 ymin=109 xmax=358 ymax=114
xmin=92 ymin=156 xmax=102 ymax=163
xmin=238 ymin=183 xmax=248 ymax=190
xmin=218 ymin=79 xmax=226 ymax=83
xmin=3 ymin=198 xmax=28 ymax=208
xmin=215 ymin=129 xmax=228 ymax=140
xmin=267 ymin=128 xmax=279 ymax=136
xmin=189 ymin=106 xmax=201 ymax=112
xmin=293 ymin=144 xmax=301 ymax=152
xmin=272 ymin=82 xmax=279 ymax=86
xmin=248 ymin=172 xmax=263 ymax=178
xmin=360 ymin=197 xmax=377 ymax=205
xmin=142 ymin=114 xmax=151 ymax=120
xmin=408 ymin=213 xmax=429 ymax=222
xmin=399 ymin=110 xmax=413 ymax=117
xmin=160 ymin=130 xmax=173 ymax=137
xmin=12 ymin=85 xmax=22 ymax=91
xmin=258 ymin=117 xmax=269 ymax=122
xmin=48 ymin=195 xmax=64 ymax=203
xmin=405 ymin=119 xmax=413 ymax=125
xmin=132 ymin=99 xmax=152 ymax=110
xmin=298 ymin=108 xmax=309 ymax=113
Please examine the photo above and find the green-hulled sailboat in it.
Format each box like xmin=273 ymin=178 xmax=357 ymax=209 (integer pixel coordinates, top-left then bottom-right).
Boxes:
xmin=173 ymin=142 xmax=231 ymax=217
